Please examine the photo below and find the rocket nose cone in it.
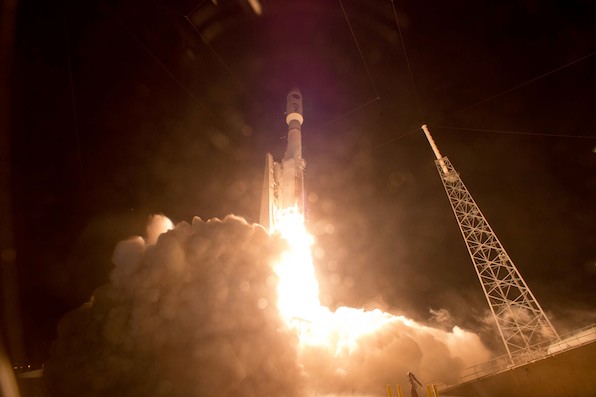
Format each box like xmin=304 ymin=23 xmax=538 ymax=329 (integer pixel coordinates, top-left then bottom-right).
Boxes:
xmin=287 ymin=88 xmax=302 ymax=103
xmin=286 ymin=88 xmax=303 ymax=118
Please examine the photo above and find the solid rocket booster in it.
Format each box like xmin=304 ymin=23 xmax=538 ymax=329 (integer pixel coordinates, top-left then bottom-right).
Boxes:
xmin=260 ymin=88 xmax=305 ymax=231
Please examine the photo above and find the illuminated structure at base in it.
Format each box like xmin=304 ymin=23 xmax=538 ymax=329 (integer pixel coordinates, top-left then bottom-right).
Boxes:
xmin=421 ymin=124 xmax=560 ymax=364
xmin=260 ymin=88 xmax=305 ymax=232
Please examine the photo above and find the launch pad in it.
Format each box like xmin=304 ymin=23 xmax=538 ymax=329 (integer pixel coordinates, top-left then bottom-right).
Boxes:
xmin=441 ymin=333 xmax=596 ymax=397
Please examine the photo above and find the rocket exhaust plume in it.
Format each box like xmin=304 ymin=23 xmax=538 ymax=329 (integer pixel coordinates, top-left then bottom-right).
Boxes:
xmin=259 ymin=90 xmax=491 ymax=394
xmin=47 ymin=90 xmax=492 ymax=397
xmin=47 ymin=211 xmax=491 ymax=396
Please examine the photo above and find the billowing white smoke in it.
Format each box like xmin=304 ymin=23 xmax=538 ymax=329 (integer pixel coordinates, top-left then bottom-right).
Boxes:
xmin=300 ymin=308 xmax=490 ymax=394
xmin=47 ymin=215 xmax=303 ymax=397
xmin=47 ymin=214 xmax=491 ymax=397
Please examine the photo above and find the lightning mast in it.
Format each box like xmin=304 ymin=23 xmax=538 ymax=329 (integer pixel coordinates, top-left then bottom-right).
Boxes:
xmin=421 ymin=124 xmax=559 ymax=364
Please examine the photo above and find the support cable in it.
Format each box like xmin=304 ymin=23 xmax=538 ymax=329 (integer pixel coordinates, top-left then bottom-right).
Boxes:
xmin=184 ymin=15 xmax=260 ymax=106
xmin=348 ymin=126 xmax=420 ymax=160
xmin=443 ymin=49 xmax=596 ymax=120
xmin=390 ymin=0 xmax=423 ymax=119
xmin=115 ymin=17 xmax=222 ymax=125
xmin=311 ymin=97 xmax=380 ymax=133
xmin=151 ymin=0 xmax=260 ymax=107
xmin=306 ymin=0 xmax=382 ymax=131
xmin=63 ymin=3 xmax=84 ymax=182
xmin=186 ymin=0 xmax=207 ymax=20
xmin=368 ymin=126 xmax=419 ymax=152
xmin=366 ymin=48 xmax=596 ymax=156
xmin=152 ymin=0 xmax=183 ymax=16
xmin=338 ymin=0 xmax=380 ymax=100
xmin=434 ymin=125 xmax=596 ymax=140
xmin=160 ymin=0 xmax=382 ymax=133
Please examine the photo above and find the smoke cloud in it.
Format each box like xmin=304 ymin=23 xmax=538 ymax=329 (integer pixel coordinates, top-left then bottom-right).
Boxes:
xmin=299 ymin=308 xmax=490 ymax=394
xmin=47 ymin=213 xmax=491 ymax=397
xmin=46 ymin=215 xmax=303 ymax=397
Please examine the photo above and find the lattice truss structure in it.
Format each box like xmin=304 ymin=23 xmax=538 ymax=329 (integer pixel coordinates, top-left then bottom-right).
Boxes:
xmin=434 ymin=157 xmax=560 ymax=363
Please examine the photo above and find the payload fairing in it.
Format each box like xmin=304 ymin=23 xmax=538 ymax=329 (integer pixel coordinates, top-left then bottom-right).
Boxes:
xmin=259 ymin=88 xmax=305 ymax=232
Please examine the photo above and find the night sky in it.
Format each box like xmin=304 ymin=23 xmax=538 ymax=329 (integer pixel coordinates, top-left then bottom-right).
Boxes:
xmin=4 ymin=0 xmax=596 ymax=366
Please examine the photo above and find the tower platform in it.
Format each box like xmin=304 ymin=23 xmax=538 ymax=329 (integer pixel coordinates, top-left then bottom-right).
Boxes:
xmin=441 ymin=332 xmax=596 ymax=397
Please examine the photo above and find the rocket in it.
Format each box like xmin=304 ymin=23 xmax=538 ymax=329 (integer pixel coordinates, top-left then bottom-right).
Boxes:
xmin=260 ymin=88 xmax=305 ymax=231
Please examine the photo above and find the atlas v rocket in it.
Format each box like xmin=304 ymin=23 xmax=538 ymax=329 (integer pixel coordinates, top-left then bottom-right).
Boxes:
xmin=260 ymin=88 xmax=305 ymax=231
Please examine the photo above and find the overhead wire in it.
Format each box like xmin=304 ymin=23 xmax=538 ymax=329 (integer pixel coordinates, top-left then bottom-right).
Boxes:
xmin=338 ymin=0 xmax=380 ymax=100
xmin=186 ymin=0 xmax=207 ymax=18
xmin=327 ymin=0 xmax=425 ymax=158
xmin=390 ymin=0 xmax=423 ymax=120
xmin=63 ymin=2 xmax=84 ymax=183
xmin=442 ymin=49 xmax=596 ymax=120
xmin=363 ymin=45 xmax=596 ymax=156
xmin=311 ymin=97 xmax=380 ymax=134
xmin=120 ymin=1 xmax=593 ymax=158
xmin=115 ymin=17 xmax=223 ymax=126
xmin=134 ymin=0 xmax=382 ymax=134
xmin=368 ymin=126 xmax=420 ymax=151
xmin=347 ymin=126 xmax=420 ymax=161
xmin=321 ymin=0 xmax=423 ymax=158
xmin=115 ymin=1 xmax=594 ymax=198
xmin=308 ymin=0 xmax=382 ymax=133
xmin=151 ymin=0 xmax=184 ymax=16
xmin=184 ymin=0 xmax=260 ymax=106
xmin=433 ymin=125 xmax=596 ymax=140
xmin=132 ymin=0 xmax=261 ymax=118
xmin=184 ymin=15 xmax=260 ymax=106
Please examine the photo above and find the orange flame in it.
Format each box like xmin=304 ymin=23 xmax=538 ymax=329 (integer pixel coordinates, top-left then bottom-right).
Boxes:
xmin=269 ymin=207 xmax=492 ymax=387
xmin=271 ymin=206 xmax=323 ymax=324
xmin=271 ymin=207 xmax=403 ymax=349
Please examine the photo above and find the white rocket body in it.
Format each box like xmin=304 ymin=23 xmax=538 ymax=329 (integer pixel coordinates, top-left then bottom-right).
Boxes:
xmin=260 ymin=89 xmax=305 ymax=231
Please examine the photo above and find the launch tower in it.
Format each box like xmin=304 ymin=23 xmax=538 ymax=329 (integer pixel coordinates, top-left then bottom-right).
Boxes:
xmin=260 ymin=89 xmax=305 ymax=232
xmin=422 ymin=125 xmax=559 ymax=364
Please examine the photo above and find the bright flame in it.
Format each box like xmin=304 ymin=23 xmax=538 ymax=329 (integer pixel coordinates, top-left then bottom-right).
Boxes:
xmin=272 ymin=206 xmax=323 ymax=323
xmin=271 ymin=206 xmax=402 ymax=348
xmin=270 ymin=206 xmax=491 ymax=384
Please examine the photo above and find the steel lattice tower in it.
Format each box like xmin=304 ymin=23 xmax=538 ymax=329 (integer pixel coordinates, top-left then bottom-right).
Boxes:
xmin=421 ymin=125 xmax=559 ymax=364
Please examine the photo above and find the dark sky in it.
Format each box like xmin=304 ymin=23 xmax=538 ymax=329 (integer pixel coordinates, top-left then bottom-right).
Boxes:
xmin=4 ymin=0 xmax=596 ymax=365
